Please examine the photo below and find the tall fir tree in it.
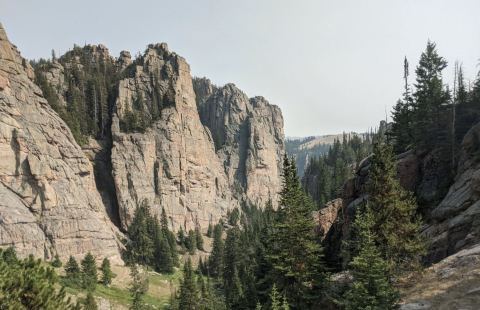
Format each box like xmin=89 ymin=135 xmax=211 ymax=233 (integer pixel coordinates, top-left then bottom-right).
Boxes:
xmin=343 ymin=206 xmax=398 ymax=310
xmin=223 ymin=227 xmax=244 ymax=308
xmin=100 ymin=258 xmax=113 ymax=286
xmin=178 ymin=258 xmax=198 ymax=310
xmin=209 ymin=223 xmax=224 ymax=278
xmin=268 ymin=156 xmax=327 ymax=308
xmin=411 ymin=41 xmax=450 ymax=151
xmin=365 ymin=142 xmax=425 ymax=274
xmin=64 ymin=255 xmax=81 ymax=287
xmin=81 ymin=252 xmax=98 ymax=291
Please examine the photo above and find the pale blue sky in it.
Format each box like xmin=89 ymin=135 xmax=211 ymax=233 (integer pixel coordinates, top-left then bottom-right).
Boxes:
xmin=1 ymin=0 xmax=480 ymax=136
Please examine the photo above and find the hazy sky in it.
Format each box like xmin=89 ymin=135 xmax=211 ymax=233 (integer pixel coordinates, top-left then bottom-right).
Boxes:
xmin=1 ymin=0 xmax=480 ymax=136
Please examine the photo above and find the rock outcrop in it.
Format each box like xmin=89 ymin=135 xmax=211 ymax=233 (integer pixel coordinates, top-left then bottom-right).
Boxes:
xmin=0 ymin=23 xmax=284 ymax=259
xmin=423 ymin=123 xmax=480 ymax=263
xmin=110 ymin=44 xmax=239 ymax=231
xmin=0 ymin=23 xmax=121 ymax=260
xmin=194 ymin=78 xmax=285 ymax=208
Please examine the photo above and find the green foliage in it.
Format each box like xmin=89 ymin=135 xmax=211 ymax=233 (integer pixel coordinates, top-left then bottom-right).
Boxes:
xmin=83 ymin=291 xmax=98 ymax=310
xmin=208 ymin=223 xmax=224 ymax=278
xmin=81 ymin=252 xmax=98 ymax=291
xmin=129 ymin=264 xmax=149 ymax=310
xmin=302 ymin=133 xmax=374 ymax=206
xmin=195 ymin=226 xmax=204 ymax=251
xmin=100 ymin=258 xmax=113 ymax=286
xmin=0 ymin=248 xmax=74 ymax=309
xmin=124 ymin=201 xmax=177 ymax=274
xmin=365 ymin=142 xmax=425 ymax=274
xmin=51 ymin=254 xmax=62 ymax=268
xmin=343 ymin=207 xmax=398 ymax=310
xmin=267 ymin=156 xmax=327 ymax=308
xmin=64 ymin=256 xmax=82 ymax=288
xmin=223 ymin=227 xmax=244 ymax=308
xmin=207 ymin=223 xmax=214 ymax=238
xmin=177 ymin=259 xmax=198 ymax=309
xmin=185 ymin=230 xmax=197 ymax=255
xmin=228 ymin=208 xmax=240 ymax=226
xmin=33 ymin=45 xmax=119 ymax=144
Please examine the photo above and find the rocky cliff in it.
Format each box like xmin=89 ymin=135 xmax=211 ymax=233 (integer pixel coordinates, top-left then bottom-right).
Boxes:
xmin=322 ymin=122 xmax=480 ymax=267
xmin=0 ymin=24 xmax=285 ymax=258
xmin=194 ymin=78 xmax=284 ymax=208
xmin=0 ymin=23 xmax=121 ymax=261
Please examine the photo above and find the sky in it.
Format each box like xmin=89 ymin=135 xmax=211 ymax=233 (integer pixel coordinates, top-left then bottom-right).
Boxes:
xmin=1 ymin=0 xmax=480 ymax=137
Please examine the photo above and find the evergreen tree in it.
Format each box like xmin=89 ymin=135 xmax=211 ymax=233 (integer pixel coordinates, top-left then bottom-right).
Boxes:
xmin=160 ymin=208 xmax=179 ymax=267
xmin=411 ymin=41 xmax=450 ymax=151
xmin=207 ymin=223 xmax=214 ymax=238
xmin=365 ymin=142 xmax=425 ymax=274
xmin=0 ymin=252 xmax=74 ymax=309
xmin=209 ymin=223 xmax=224 ymax=278
xmin=185 ymin=229 xmax=197 ymax=255
xmin=83 ymin=291 xmax=98 ymax=310
xmin=65 ymin=256 xmax=81 ymax=287
xmin=390 ymin=57 xmax=414 ymax=153
xmin=178 ymin=258 xmax=198 ymax=310
xmin=195 ymin=226 xmax=204 ymax=251
xmin=268 ymin=156 xmax=327 ymax=308
xmin=154 ymin=234 xmax=174 ymax=273
xmin=124 ymin=202 xmax=155 ymax=266
xmin=178 ymin=226 xmax=186 ymax=248
xmin=223 ymin=227 xmax=244 ymax=308
xmin=100 ymin=258 xmax=113 ymax=286
xmin=343 ymin=206 xmax=398 ymax=310
xmin=81 ymin=252 xmax=98 ymax=291
xmin=52 ymin=254 xmax=62 ymax=267
xmin=129 ymin=264 xmax=149 ymax=310
xmin=270 ymin=284 xmax=281 ymax=310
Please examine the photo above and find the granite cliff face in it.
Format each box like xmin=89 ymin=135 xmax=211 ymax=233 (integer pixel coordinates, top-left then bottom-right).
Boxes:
xmin=0 ymin=23 xmax=285 ymax=259
xmin=0 ymin=24 xmax=121 ymax=260
xmin=194 ymin=78 xmax=285 ymax=208
xmin=110 ymin=44 xmax=239 ymax=231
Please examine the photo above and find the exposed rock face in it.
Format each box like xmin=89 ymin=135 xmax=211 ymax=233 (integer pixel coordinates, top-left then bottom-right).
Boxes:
xmin=313 ymin=198 xmax=343 ymax=240
xmin=194 ymin=78 xmax=285 ymax=207
xmin=401 ymin=243 xmax=480 ymax=309
xmin=423 ymin=123 xmax=480 ymax=263
xmin=0 ymin=24 xmax=121 ymax=260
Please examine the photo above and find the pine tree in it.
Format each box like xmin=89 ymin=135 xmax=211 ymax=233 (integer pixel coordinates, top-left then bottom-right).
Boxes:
xmin=185 ymin=229 xmax=197 ymax=255
xmin=81 ymin=252 xmax=98 ymax=291
xmin=390 ymin=57 xmax=414 ymax=153
xmin=0 ymin=252 xmax=74 ymax=309
xmin=129 ymin=264 xmax=149 ymax=310
xmin=160 ymin=208 xmax=179 ymax=267
xmin=83 ymin=291 xmax=98 ymax=310
xmin=412 ymin=41 xmax=450 ymax=151
xmin=100 ymin=258 xmax=113 ymax=286
xmin=178 ymin=226 xmax=186 ymax=247
xmin=270 ymin=284 xmax=281 ymax=310
xmin=267 ymin=156 xmax=327 ymax=308
xmin=65 ymin=256 xmax=81 ymax=287
xmin=52 ymin=254 xmax=62 ymax=267
xmin=124 ymin=202 xmax=155 ymax=266
xmin=207 ymin=223 xmax=213 ymax=238
xmin=366 ymin=142 xmax=425 ymax=274
xmin=209 ymin=223 xmax=224 ymax=278
xmin=178 ymin=258 xmax=198 ymax=309
xmin=195 ymin=226 xmax=204 ymax=251
xmin=223 ymin=227 xmax=244 ymax=308
xmin=343 ymin=206 xmax=398 ymax=310
xmin=154 ymin=233 xmax=174 ymax=273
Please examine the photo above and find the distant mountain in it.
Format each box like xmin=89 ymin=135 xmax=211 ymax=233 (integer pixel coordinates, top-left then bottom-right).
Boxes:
xmin=286 ymin=133 xmax=366 ymax=176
